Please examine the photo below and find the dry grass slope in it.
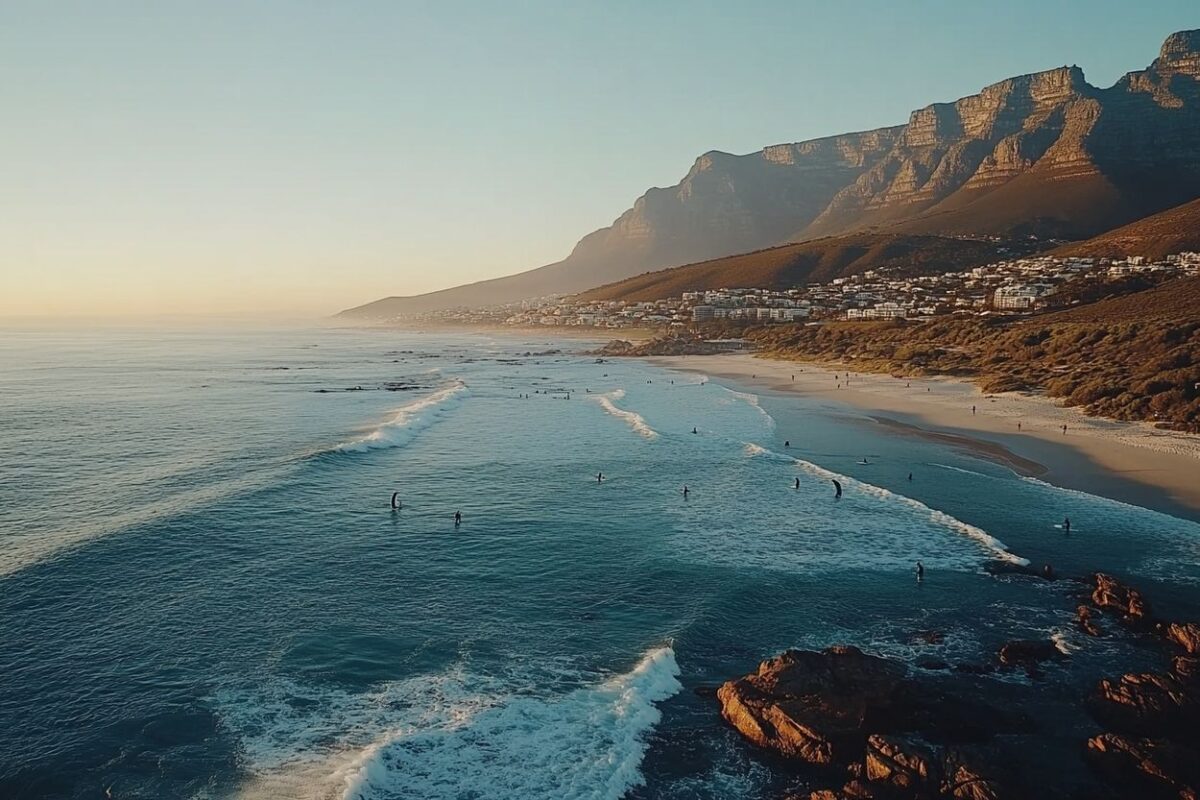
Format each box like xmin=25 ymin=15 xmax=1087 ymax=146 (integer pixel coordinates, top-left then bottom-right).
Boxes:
xmin=577 ymin=234 xmax=1017 ymax=303
xmin=747 ymin=277 xmax=1200 ymax=431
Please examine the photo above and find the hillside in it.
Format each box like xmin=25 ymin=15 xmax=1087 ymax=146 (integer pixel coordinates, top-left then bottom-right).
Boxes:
xmin=341 ymin=30 xmax=1200 ymax=320
xmin=575 ymin=234 xmax=1018 ymax=303
xmin=1037 ymin=275 xmax=1200 ymax=323
xmin=1052 ymin=197 xmax=1200 ymax=260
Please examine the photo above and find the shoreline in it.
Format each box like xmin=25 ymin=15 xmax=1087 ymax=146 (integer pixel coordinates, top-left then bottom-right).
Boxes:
xmin=648 ymin=353 xmax=1200 ymax=521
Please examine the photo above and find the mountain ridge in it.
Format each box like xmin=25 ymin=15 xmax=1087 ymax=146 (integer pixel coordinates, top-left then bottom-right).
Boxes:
xmin=341 ymin=30 xmax=1200 ymax=319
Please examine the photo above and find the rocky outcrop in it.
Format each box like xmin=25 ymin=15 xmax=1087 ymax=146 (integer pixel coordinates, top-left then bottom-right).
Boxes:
xmin=1090 ymin=572 xmax=1153 ymax=628
xmin=1086 ymin=734 xmax=1200 ymax=800
xmin=1166 ymin=622 xmax=1200 ymax=654
xmin=996 ymin=640 xmax=1063 ymax=670
xmin=716 ymin=646 xmax=907 ymax=764
xmin=1090 ymin=671 xmax=1199 ymax=736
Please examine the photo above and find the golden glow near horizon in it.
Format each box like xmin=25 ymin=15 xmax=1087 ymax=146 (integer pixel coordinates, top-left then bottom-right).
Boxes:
xmin=4 ymin=3 xmax=1194 ymax=318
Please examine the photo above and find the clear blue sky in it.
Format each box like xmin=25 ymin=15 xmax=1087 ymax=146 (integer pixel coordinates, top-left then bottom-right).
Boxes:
xmin=2 ymin=1 xmax=1196 ymax=316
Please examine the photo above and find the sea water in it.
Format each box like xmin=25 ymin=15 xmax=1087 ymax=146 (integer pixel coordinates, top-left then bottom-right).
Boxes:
xmin=2 ymin=324 xmax=1198 ymax=799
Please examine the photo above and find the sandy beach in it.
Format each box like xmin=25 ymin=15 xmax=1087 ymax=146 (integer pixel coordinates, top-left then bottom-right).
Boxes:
xmin=649 ymin=353 xmax=1200 ymax=519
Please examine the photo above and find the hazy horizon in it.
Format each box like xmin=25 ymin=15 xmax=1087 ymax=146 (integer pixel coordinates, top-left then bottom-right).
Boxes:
xmin=4 ymin=1 xmax=1197 ymax=318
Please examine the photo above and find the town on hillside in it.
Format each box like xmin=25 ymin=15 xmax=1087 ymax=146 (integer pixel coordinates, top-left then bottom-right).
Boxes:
xmin=404 ymin=251 xmax=1200 ymax=330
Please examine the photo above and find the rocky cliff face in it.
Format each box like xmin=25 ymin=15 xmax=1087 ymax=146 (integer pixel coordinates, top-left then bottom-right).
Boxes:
xmin=342 ymin=30 xmax=1200 ymax=318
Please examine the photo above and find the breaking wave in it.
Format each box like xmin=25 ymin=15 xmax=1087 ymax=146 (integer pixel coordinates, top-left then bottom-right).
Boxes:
xmin=331 ymin=381 xmax=468 ymax=453
xmin=223 ymin=647 xmax=681 ymax=800
xmin=591 ymin=390 xmax=659 ymax=440
xmin=724 ymin=388 xmax=775 ymax=429
xmin=744 ymin=443 xmax=1028 ymax=566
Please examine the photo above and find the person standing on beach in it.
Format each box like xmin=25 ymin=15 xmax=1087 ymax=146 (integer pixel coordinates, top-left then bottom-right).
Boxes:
xmin=1017 ymin=421 xmax=1021 ymax=431
xmin=972 ymin=405 xmax=976 ymax=415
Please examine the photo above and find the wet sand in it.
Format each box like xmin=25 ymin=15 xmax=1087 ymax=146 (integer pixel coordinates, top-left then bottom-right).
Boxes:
xmin=649 ymin=353 xmax=1200 ymax=521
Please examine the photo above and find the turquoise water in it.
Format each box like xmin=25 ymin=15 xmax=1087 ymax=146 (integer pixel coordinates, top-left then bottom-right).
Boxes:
xmin=2 ymin=325 xmax=1198 ymax=799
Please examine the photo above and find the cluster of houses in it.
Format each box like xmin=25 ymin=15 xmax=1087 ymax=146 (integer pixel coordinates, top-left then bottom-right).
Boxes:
xmin=412 ymin=252 xmax=1200 ymax=329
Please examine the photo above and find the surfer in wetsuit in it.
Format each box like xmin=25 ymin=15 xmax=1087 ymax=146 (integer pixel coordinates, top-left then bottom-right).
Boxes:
xmin=916 ymin=561 xmax=925 ymax=581
xmin=683 ymin=485 xmax=689 ymax=499
xmin=832 ymin=479 xmax=843 ymax=499
xmin=795 ymin=477 xmax=800 ymax=490
xmin=391 ymin=492 xmax=401 ymax=510
xmin=907 ymin=473 xmax=912 ymax=481
xmin=692 ymin=427 xmax=698 ymax=434
xmin=597 ymin=472 xmax=604 ymax=483
xmin=785 ymin=440 xmax=790 ymax=447
xmin=1063 ymin=516 xmax=1071 ymax=533
xmin=454 ymin=511 xmax=462 ymax=526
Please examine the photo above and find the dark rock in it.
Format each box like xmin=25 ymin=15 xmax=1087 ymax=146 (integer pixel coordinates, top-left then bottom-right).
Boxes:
xmin=916 ymin=657 xmax=950 ymax=671
xmin=716 ymin=646 xmax=908 ymax=764
xmin=913 ymin=631 xmax=945 ymax=646
xmin=865 ymin=735 xmax=940 ymax=793
xmin=692 ymin=684 xmax=719 ymax=698
xmin=1091 ymin=573 xmax=1153 ymax=628
xmin=1086 ymin=733 xmax=1200 ymax=800
xmin=940 ymin=747 xmax=1018 ymax=800
xmin=1089 ymin=671 xmax=1199 ymax=737
xmin=1172 ymin=656 xmax=1200 ymax=685
xmin=1076 ymin=605 xmax=1103 ymax=637
xmin=996 ymin=640 xmax=1065 ymax=669
xmin=1166 ymin=623 xmax=1200 ymax=655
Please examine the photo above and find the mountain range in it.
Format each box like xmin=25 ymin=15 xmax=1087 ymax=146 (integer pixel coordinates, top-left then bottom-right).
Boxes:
xmin=341 ymin=30 xmax=1200 ymax=319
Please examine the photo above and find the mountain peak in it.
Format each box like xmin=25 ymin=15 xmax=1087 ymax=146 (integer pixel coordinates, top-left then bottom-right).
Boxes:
xmin=1156 ymin=29 xmax=1200 ymax=76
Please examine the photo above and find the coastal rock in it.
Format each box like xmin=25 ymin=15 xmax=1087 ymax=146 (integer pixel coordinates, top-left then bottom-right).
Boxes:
xmin=1086 ymin=733 xmax=1200 ymax=800
xmin=996 ymin=640 xmax=1064 ymax=669
xmin=716 ymin=646 xmax=907 ymax=764
xmin=1076 ymin=605 xmax=1103 ymax=637
xmin=1090 ymin=671 xmax=1199 ymax=735
xmin=865 ymin=735 xmax=940 ymax=793
xmin=940 ymin=748 xmax=1016 ymax=800
xmin=1172 ymin=656 xmax=1200 ymax=685
xmin=1091 ymin=573 xmax=1153 ymax=628
xmin=1166 ymin=622 xmax=1200 ymax=654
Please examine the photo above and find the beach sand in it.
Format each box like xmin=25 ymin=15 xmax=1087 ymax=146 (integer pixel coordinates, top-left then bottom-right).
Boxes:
xmin=649 ymin=353 xmax=1200 ymax=519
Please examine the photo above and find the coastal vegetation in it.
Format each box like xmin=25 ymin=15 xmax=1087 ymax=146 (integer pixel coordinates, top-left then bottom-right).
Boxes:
xmin=745 ymin=277 xmax=1200 ymax=431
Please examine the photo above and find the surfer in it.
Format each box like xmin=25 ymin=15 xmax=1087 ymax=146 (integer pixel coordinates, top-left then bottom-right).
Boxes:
xmin=907 ymin=472 xmax=912 ymax=481
xmin=858 ymin=458 xmax=869 ymax=465
xmin=692 ymin=427 xmax=698 ymax=434
xmin=390 ymin=492 xmax=401 ymax=510
xmin=832 ymin=479 xmax=842 ymax=499
xmin=915 ymin=561 xmax=925 ymax=581
xmin=1063 ymin=516 xmax=1071 ymax=534
xmin=683 ymin=485 xmax=689 ymax=499
xmin=785 ymin=440 xmax=790 ymax=447
xmin=795 ymin=477 xmax=800 ymax=490
xmin=454 ymin=511 xmax=462 ymax=526
xmin=597 ymin=472 xmax=604 ymax=483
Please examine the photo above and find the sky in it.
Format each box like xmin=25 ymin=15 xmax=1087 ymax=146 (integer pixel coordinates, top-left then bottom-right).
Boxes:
xmin=1 ymin=1 xmax=1196 ymax=318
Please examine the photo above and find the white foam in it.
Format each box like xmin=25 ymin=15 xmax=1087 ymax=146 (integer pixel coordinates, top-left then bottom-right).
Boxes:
xmin=332 ymin=381 xmax=468 ymax=453
xmin=590 ymin=390 xmax=659 ymax=440
xmin=744 ymin=443 xmax=1029 ymax=566
xmin=222 ymin=647 xmax=681 ymax=800
xmin=724 ymin=388 xmax=775 ymax=430
xmin=929 ymin=463 xmax=992 ymax=478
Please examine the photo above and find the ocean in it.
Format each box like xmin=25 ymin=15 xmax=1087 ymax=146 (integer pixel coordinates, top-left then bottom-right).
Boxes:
xmin=2 ymin=324 xmax=1198 ymax=799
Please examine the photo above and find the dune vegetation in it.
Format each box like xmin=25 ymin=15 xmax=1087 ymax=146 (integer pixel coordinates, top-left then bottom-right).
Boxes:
xmin=743 ymin=277 xmax=1200 ymax=431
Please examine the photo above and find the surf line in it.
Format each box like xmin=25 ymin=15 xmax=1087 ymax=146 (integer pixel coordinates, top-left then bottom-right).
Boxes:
xmin=744 ymin=442 xmax=1029 ymax=566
